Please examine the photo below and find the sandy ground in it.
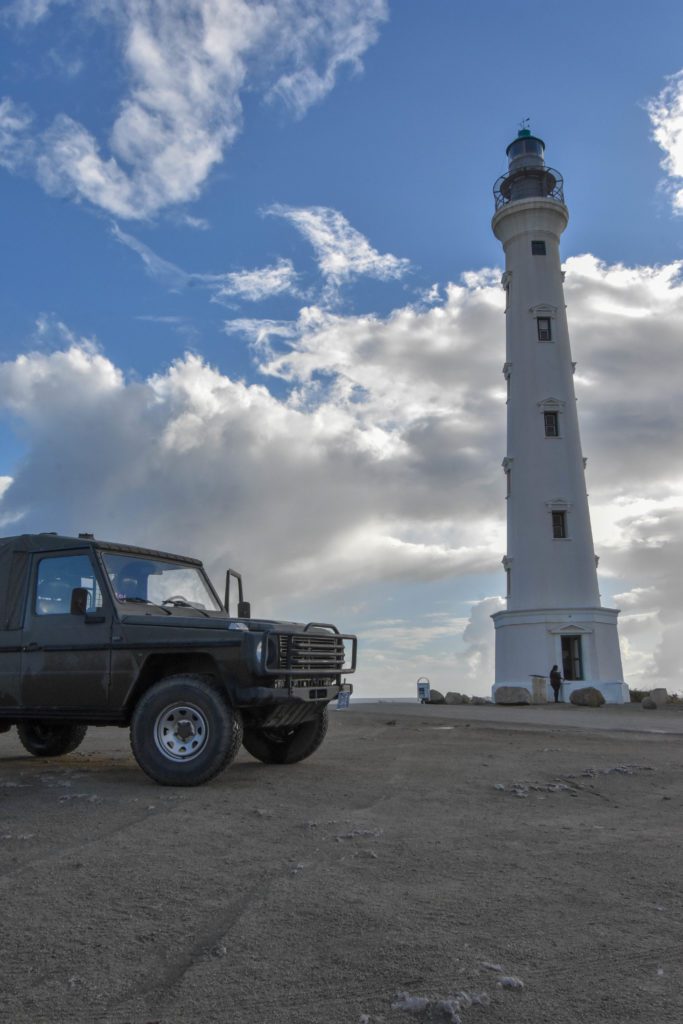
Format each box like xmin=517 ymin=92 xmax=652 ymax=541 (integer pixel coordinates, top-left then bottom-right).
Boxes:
xmin=0 ymin=704 xmax=681 ymax=1024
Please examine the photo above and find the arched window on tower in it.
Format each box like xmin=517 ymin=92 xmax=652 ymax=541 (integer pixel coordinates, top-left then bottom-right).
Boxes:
xmin=546 ymin=499 xmax=572 ymax=540
xmin=537 ymin=317 xmax=552 ymax=341
xmin=529 ymin=304 xmax=557 ymax=342
xmin=538 ymin=398 xmax=565 ymax=438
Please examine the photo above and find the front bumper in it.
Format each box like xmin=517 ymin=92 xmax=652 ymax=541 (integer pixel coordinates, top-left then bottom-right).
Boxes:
xmin=235 ymin=679 xmax=353 ymax=708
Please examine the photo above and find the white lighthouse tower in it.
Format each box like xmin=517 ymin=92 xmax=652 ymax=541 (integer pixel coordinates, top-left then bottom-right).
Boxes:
xmin=491 ymin=129 xmax=628 ymax=704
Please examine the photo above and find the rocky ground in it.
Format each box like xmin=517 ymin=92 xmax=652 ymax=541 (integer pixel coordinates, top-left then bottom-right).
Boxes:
xmin=0 ymin=706 xmax=681 ymax=1024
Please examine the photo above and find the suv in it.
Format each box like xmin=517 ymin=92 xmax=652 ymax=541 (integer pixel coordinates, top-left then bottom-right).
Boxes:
xmin=0 ymin=533 xmax=356 ymax=785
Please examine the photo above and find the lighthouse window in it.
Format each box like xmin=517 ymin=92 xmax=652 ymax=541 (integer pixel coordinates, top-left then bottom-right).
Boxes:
xmin=531 ymin=240 xmax=546 ymax=255
xmin=544 ymin=411 xmax=559 ymax=437
xmin=552 ymin=511 xmax=567 ymax=539
xmin=537 ymin=317 xmax=552 ymax=341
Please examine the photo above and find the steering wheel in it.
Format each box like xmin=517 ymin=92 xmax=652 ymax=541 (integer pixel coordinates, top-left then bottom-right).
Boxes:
xmin=161 ymin=594 xmax=191 ymax=606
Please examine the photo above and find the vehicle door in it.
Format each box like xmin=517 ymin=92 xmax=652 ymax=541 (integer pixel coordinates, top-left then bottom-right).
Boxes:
xmin=0 ymin=548 xmax=28 ymax=710
xmin=0 ymin=631 xmax=22 ymax=711
xmin=21 ymin=550 xmax=112 ymax=711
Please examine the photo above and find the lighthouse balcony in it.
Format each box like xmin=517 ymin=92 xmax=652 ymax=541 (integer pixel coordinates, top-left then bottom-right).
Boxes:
xmin=493 ymin=167 xmax=564 ymax=209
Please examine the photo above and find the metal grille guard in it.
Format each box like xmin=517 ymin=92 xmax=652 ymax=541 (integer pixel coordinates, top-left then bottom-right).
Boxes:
xmin=259 ymin=622 xmax=357 ymax=677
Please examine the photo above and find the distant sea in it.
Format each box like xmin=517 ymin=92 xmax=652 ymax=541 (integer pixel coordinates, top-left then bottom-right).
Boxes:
xmin=337 ymin=697 xmax=417 ymax=704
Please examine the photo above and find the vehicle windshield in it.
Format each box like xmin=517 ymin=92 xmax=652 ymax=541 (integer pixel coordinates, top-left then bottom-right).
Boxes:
xmin=101 ymin=552 xmax=222 ymax=612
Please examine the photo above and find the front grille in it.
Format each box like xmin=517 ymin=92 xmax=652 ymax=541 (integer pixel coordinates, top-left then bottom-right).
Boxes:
xmin=276 ymin=633 xmax=345 ymax=675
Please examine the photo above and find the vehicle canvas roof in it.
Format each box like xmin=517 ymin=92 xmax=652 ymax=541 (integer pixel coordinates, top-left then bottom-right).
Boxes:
xmin=0 ymin=534 xmax=202 ymax=631
xmin=0 ymin=533 xmax=201 ymax=565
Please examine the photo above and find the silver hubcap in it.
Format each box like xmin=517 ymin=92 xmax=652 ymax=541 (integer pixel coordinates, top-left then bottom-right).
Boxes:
xmin=154 ymin=702 xmax=209 ymax=762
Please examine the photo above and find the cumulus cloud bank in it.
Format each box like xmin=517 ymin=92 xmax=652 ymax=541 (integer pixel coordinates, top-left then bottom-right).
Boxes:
xmin=1 ymin=256 xmax=682 ymax=695
xmin=3 ymin=0 xmax=388 ymax=218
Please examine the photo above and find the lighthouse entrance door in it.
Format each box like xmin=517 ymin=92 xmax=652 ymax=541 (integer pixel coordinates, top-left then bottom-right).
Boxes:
xmin=561 ymin=635 xmax=584 ymax=681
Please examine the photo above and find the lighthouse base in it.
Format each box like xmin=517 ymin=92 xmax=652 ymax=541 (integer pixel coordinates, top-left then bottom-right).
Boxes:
xmin=491 ymin=606 xmax=628 ymax=705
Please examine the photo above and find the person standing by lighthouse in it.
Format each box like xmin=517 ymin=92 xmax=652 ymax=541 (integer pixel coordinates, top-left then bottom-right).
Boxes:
xmin=490 ymin=128 xmax=628 ymax=704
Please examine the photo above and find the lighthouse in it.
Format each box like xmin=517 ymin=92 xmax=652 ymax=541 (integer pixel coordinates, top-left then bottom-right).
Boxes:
xmin=490 ymin=129 xmax=628 ymax=704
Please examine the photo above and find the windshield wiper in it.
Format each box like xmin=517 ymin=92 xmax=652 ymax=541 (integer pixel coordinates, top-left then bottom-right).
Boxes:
xmin=120 ymin=597 xmax=172 ymax=616
xmin=162 ymin=599 xmax=210 ymax=618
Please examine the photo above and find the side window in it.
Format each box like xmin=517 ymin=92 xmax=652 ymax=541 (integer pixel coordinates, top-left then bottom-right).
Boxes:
xmin=35 ymin=555 xmax=103 ymax=616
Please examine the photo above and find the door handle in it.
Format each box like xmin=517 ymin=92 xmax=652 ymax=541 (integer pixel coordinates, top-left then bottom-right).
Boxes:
xmin=24 ymin=642 xmax=41 ymax=651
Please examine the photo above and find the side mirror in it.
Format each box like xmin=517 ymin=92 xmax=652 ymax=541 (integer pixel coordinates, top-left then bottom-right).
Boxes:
xmin=70 ymin=587 xmax=89 ymax=615
xmin=225 ymin=569 xmax=252 ymax=618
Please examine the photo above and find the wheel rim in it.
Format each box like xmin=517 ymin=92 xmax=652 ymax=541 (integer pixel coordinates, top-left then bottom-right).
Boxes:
xmin=153 ymin=702 xmax=209 ymax=762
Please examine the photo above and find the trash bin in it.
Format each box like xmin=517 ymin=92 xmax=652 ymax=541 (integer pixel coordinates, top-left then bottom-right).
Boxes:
xmin=417 ymin=677 xmax=431 ymax=703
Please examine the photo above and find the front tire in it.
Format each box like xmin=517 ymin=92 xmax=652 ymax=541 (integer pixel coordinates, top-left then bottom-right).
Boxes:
xmin=130 ymin=675 xmax=242 ymax=786
xmin=242 ymin=707 xmax=328 ymax=765
xmin=16 ymin=721 xmax=88 ymax=757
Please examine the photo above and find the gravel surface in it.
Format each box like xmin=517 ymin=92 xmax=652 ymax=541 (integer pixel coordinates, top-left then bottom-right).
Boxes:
xmin=0 ymin=707 xmax=681 ymax=1023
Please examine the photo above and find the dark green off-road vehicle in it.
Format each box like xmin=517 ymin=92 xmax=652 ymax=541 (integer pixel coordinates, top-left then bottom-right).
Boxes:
xmin=0 ymin=533 xmax=356 ymax=785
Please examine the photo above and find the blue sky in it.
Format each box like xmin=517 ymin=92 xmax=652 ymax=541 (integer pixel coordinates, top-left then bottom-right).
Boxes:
xmin=1 ymin=0 xmax=683 ymax=696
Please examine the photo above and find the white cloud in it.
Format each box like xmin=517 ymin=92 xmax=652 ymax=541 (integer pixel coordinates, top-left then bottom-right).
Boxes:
xmin=267 ymin=204 xmax=410 ymax=299
xmin=266 ymin=0 xmax=388 ymax=117
xmin=5 ymin=0 xmax=70 ymax=26
xmin=175 ymin=214 xmax=210 ymax=231
xmin=112 ymin=223 xmax=300 ymax=303
xmin=111 ymin=223 xmax=191 ymax=291
xmin=0 ymin=97 xmax=33 ymax=171
xmin=4 ymin=1 xmax=388 ymax=218
xmin=112 ymin=207 xmax=402 ymax=306
xmin=647 ymin=69 xmax=683 ymax=212
xmin=214 ymin=259 xmax=299 ymax=303
xmin=1 ymin=255 xmax=683 ymax=695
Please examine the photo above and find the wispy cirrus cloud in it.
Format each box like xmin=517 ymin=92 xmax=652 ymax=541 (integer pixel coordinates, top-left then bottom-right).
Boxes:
xmin=111 ymin=222 xmax=300 ymax=303
xmin=111 ymin=224 xmax=192 ymax=291
xmin=267 ymin=204 xmax=411 ymax=300
xmin=213 ymin=259 xmax=299 ymax=303
xmin=112 ymin=207 xmax=406 ymax=308
xmin=266 ymin=0 xmax=388 ymax=118
xmin=647 ymin=69 xmax=683 ymax=213
xmin=3 ymin=1 xmax=388 ymax=219
xmin=0 ymin=97 xmax=33 ymax=171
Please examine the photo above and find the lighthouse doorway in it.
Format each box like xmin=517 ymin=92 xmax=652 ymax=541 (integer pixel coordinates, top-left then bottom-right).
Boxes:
xmin=561 ymin=635 xmax=584 ymax=681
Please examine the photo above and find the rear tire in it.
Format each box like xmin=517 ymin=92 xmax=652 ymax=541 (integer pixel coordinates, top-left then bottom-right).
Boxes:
xmin=16 ymin=721 xmax=87 ymax=757
xmin=242 ymin=707 xmax=328 ymax=765
xmin=130 ymin=674 xmax=242 ymax=786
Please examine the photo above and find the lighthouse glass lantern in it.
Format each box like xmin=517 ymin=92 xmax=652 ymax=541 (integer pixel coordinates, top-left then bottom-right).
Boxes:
xmin=490 ymin=129 xmax=627 ymax=704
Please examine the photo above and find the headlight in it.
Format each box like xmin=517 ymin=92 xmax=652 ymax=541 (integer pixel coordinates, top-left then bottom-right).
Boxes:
xmin=254 ymin=640 xmax=263 ymax=665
